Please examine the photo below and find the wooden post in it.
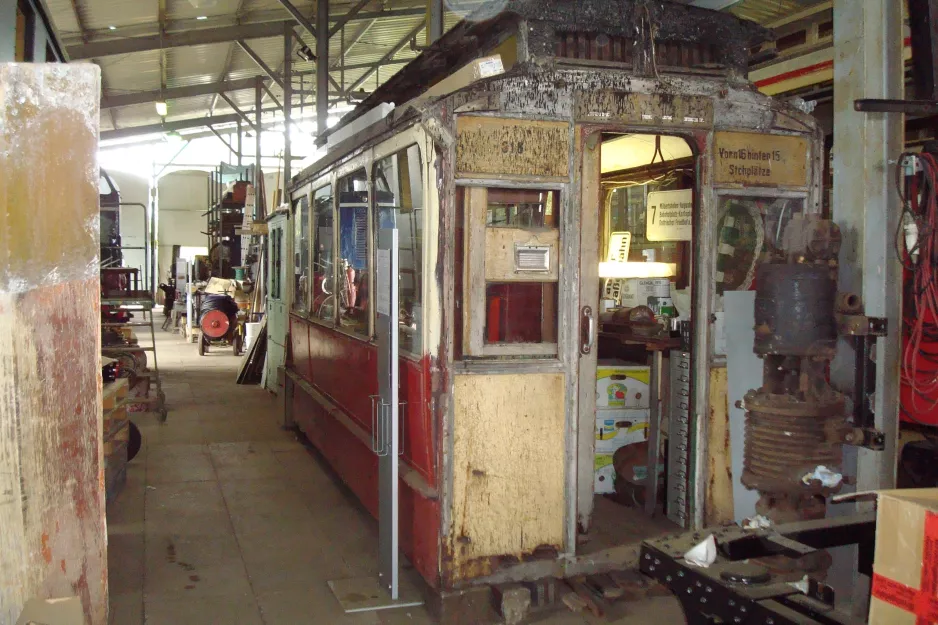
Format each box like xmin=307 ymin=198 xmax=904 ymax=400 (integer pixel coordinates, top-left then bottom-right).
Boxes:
xmin=0 ymin=64 xmax=107 ymax=623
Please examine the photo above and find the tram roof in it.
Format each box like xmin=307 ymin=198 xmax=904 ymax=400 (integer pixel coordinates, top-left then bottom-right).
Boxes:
xmin=325 ymin=0 xmax=772 ymax=143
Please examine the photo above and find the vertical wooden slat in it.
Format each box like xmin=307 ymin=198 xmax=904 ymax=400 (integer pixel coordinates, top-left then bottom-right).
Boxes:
xmin=0 ymin=63 xmax=106 ymax=624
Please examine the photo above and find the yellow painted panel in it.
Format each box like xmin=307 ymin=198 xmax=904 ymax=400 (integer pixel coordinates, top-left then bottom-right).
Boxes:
xmin=484 ymin=227 xmax=560 ymax=282
xmin=456 ymin=117 xmax=569 ymax=178
xmin=713 ymin=131 xmax=809 ymax=187
xmin=705 ymin=367 xmax=734 ymax=526
xmin=450 ymin=373 xmax=566 ymax=581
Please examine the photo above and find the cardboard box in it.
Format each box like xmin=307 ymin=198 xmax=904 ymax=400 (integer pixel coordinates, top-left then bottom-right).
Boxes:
xmin=596 ymin=409 xmax=649 ymax=453
xmin=597 ymin=361 xmax=650 ymax=409
xmin=619 ymin=278 xmax=671 ymax=308
xmin=594 ymin=454 xmax=616 ymax=494
xmin=869 ymin=488 xmax=938 ymax=624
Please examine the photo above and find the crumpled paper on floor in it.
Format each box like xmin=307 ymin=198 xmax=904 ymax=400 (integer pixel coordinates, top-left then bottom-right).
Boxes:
xmin=683 ymin=534 xmax=717 ymax=568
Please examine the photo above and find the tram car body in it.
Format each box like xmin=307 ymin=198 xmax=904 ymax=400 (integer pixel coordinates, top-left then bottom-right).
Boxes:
xmin=280 ymin=0 xmax=824 ymax=600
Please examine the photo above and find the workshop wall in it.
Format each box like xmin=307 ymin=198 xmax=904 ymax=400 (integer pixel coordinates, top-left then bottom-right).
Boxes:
xmin=156 ymin=170 xmax=209 ymax=282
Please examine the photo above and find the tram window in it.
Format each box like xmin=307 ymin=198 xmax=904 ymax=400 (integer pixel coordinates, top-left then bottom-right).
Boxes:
xmin=601 ymin=134 xmax=695 ymax=320
xmin=461 ymin=186 xmax=560 ymax=356
xmin=311 ymin=185 xmax=335 ymax=323
xmin=374 ymin=145 xmax=424 ymax=355
xmin=714 ymin=195 xmax=805 ymax=296
xmin=336 ymin=170 xmax=370 ymax=337
xmin=292 ymin=195 xmax=310 ymax=315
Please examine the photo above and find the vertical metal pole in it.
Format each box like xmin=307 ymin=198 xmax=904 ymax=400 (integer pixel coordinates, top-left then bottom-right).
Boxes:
xmin=316 ymin=0 xmax=329 ymax=137
xmin=255 ymin=76 xmax=263 ymax=190
xmin=237 ymin=119 xmax=242 ymax=166
xmin=831 ymin=0 xmax=903 ymax=612
xmin=427 ymin=0 xmax=444 ymax=45
xmin=377 ymin=228 xmax=400 ymax=599
xmin=283 ymin=22 xmax=292 ymax=197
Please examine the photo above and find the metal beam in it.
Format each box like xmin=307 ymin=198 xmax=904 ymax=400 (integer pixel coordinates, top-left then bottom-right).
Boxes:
xmin=329 ymin=0 xmax=370 ymax=38
xmin=347 ymin=21 xmax=424 ymax=93
xmin=238 ymin=39 xmax=284 ymax=89
xmin=316 ymin=0 xmax=329 ymax=135
xmin=283 ymin=21 xmax=293 ymax=194
xmin=256 ymin=77 xmax=263 ymax=191
xmin=208 ymin=125 xmax=239 ymax=158
xmin=426 ymin=0 xmax=444 ymax=44
xmin=219 ymin=92 xmax=259 ymax=131
xmin=66 ymin=8 xmax=426 ymax=59
xmin=277 ymin=0 xmax=317 ymax=40
xmin=102 ymin=113 xmax=242 ymax=140
xmin=103 ymin=77 xmax=263 ymax=109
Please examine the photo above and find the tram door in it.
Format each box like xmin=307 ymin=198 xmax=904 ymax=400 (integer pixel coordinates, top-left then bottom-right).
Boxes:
xmin=577 ymin=131 xmax=697 ymax=532
xmin=266 ymin=212 xmax=289 ymax=392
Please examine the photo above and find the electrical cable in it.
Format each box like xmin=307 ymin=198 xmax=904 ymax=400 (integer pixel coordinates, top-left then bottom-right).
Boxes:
xmin=897 ymin=151 xmax=938 ymax=417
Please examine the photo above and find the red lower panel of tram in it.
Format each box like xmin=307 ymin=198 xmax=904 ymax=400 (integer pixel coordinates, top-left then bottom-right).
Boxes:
xmin=289 ymin=315 xmax=441 ymax=588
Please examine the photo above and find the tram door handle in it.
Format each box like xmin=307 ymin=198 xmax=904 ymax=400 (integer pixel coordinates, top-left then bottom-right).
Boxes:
xmin=580 ymin=306 xmax=595 ymax=355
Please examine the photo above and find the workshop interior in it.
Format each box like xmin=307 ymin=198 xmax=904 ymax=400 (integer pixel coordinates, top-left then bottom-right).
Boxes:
xmin=3 ymin=0 xmax=938 ymax=624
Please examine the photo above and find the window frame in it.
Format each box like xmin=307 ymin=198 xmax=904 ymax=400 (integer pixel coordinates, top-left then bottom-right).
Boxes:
xmin=333 ymin=168 xmax=372 ymax=340
xmin=373 ymin=143 xmax=426 ymax=358
xmin=307 ymin=182 xmax=337 ymax=328
xmin=290 ymin=192 xmax=311 ymax=316
xmin=457 ymin=181 xmax=566 ymax=359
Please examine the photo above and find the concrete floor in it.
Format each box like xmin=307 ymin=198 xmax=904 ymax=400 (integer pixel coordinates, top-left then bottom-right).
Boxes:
xmin=106 ymin=327 xmax=687 ymax=624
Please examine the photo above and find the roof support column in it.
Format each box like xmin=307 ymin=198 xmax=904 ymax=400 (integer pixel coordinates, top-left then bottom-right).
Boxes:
xmin=255 ymin=76 xmax=263 ymax=193
xmin=426 ymin=0 xmax=444 ymax=45
xmin=237 ymin=120 xmax=242 ymax=166
xmin=283 ymin=20 xmax=292 ymax=203
xmin=830 ymin=0 xmax=903 ymax=610
xmin=316 ymin=0 xmax=329 ymax=137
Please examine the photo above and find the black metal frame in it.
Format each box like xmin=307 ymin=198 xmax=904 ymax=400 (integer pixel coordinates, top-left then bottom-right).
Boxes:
xmin=640 ymin=513 xmax=875 ymax=625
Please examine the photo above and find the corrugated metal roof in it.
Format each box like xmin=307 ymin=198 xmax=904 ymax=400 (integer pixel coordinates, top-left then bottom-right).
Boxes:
xmin=729 ymin=0 xmax=816 ymax=25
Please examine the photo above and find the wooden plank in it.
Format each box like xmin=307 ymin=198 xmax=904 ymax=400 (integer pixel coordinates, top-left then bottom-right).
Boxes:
xmin=463 ymin=187 xmax=488 ymax=356
xmin=585 ymin=573 xmax=625 ymax=599
xmin=713 ymin=131 xmax=809 ymax=187
xmin=456 ymin=117 xmax=570 ymax=178
xmin=705 ymin=367 xmax=734 ymax=526
xmin=0 ymin=64 xmax=107 ymax=625
xmin=574 ymin=91 xmax=714 ymax=129
xmin=564 ymin=578 xmax=606 ymax=618
xmin=449 ymin=373 xmax=566 ymax=581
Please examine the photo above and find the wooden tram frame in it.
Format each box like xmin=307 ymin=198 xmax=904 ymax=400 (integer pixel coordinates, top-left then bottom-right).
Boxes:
xmin=279 ymin=0 xmax=825 ymax=609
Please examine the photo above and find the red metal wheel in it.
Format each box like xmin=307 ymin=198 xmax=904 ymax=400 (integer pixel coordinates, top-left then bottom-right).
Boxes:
xmin=200 ymin=309 xmax=231 ymax=339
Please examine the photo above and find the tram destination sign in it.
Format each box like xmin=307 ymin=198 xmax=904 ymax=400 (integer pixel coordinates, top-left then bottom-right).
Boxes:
xmin=646 ymin=189 xmax=693 ymax=241
xmin=574 ymin=92 xmax=713 ymax=127
xmin=713 ymin=131 xmax=808 ymax=187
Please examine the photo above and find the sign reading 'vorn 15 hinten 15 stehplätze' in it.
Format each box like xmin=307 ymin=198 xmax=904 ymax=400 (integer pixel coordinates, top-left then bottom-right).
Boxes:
xmin=713 ymin=131 xmax=809 ymax=187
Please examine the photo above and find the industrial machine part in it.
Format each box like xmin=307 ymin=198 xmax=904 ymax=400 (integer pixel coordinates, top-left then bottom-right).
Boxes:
xmin=640 ymin=513 xmax=874 ymax=625
xmin=198 ymin=294 xmax=243 ymax=356
xmin=741 ymin=217 xmax=849 ymax=523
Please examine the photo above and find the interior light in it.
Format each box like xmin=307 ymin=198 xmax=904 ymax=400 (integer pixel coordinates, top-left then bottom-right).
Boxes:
xmin=196 ymin=15 xmax=208 ymax=20
xmin=165 ymin=130 xmax=183 ymax=143
xmin=155 ymin=101 xmax=168 ymax=117
xmin=108 ymin=25 xmax=117 ymax=30
xmin=598 ymin=261 xmax=677 ymax=279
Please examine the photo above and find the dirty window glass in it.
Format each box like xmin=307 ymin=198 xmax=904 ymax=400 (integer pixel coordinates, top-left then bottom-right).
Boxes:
xmin=375 ymin=145 xmax=424 ymax=355
xmin=336 ymin=170 xmax=370 ymax=337
xmin=311 ymin=185 xmax=335 ymax=323
xmin=714 ymin=195 xmax=805 ymax=296
xmin=292 ymin=195 xmax=309 ymax=315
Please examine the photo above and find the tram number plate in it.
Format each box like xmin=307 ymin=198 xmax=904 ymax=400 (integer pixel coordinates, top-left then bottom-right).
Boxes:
xmin=575 ymin=92 xmax=713 ymax=127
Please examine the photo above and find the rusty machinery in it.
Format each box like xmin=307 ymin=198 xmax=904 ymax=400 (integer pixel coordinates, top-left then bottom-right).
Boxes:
xmin=741 ymin=216 xmax=885 ymax=524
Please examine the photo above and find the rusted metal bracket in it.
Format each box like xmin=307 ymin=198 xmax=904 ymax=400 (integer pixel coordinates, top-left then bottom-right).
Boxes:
xmin=839 ymin=315 xmax=887 ymax=450
xmin=854 ymin=99 xmax=938 ymax=115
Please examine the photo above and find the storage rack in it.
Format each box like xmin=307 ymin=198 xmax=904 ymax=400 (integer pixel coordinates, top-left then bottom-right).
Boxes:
xmin=205 ymin=163 xmax=255 ymax=279
xmin=102 ymin=378 xmax=130 ymax=500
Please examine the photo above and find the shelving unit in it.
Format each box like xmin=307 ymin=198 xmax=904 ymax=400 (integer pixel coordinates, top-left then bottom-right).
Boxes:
xmin=103 ymin=378 xmax=130 ymax=501
xmin=205 ymin=163 xmax=255 ymax=279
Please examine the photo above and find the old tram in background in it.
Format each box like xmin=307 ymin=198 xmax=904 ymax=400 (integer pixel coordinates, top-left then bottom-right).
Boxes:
xmin=279 ymin=0 xmax=826 ymax=605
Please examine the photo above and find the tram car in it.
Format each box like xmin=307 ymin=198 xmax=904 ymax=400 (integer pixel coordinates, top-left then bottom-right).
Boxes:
xmin=273 ymin=0 xmax=825 ymax=610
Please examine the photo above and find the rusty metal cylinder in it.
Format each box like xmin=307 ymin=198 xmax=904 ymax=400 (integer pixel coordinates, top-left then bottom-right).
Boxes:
xmin=754 ymin=263 xmax=837 ymax=357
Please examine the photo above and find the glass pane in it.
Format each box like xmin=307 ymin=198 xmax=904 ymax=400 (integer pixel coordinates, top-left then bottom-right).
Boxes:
xmin=375 ymin=145 xmax=424 ymax=354
xmin=311 ymin=185 xmax=335 ymax=322
xmin=486 ymin=188 xmax=558 ymax=228
xmin=337 ymin=170 xmax=369 ymax=336
xmin=714 ymin=195 xmax=805 ymax=296
xmin=484 ymin=282 xmax=558 ymax=344
xmin=292 ymin=195 xmax=309 ymax=315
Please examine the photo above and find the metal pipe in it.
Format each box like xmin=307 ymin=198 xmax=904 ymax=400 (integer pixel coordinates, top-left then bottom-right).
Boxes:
xmin=283 ymin=21 xmax=292 ymax=212
xmin=256 ymin=76 xmax=263 ymax=193
xmin=316 ymin=0 xmax=329 ymax=136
